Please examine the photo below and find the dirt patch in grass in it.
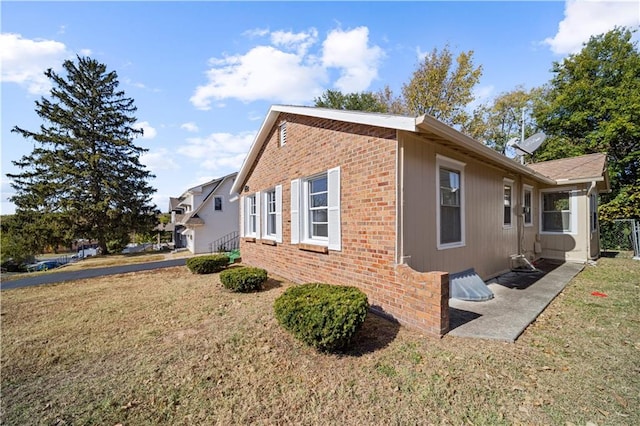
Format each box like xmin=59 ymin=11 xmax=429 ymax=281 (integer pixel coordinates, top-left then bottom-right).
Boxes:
xmin=2 ymin=258 xmax=638 ymax=424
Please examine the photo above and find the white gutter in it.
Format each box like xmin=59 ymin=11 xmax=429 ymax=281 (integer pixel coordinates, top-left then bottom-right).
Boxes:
xmin=557 ymin=177 xmax=604 ymax=185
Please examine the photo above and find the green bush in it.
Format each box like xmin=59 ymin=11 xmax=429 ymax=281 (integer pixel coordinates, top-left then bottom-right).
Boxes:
xmin=220 ymin=266 xmax=267 ymax=292
xmin=274 ymin=283 xmax=369 ymax=352
xmin=186 ymin=254 xmax=230 ymax=274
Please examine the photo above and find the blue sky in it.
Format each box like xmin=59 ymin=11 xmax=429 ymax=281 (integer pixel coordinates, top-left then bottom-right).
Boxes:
xmin=2 ymin=1 xmax=639 ymax=215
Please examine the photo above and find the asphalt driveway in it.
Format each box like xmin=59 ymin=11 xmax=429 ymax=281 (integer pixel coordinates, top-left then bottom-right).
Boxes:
xmin=0 ymin=258 xmax=187 ymax=290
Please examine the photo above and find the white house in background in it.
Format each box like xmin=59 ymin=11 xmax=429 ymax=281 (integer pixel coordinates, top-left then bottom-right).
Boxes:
xmin=169 ymin=172 xmax=239 ymax=254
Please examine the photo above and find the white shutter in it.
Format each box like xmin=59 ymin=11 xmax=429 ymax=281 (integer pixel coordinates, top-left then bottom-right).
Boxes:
xmin=239 ymin=196 xmax=245 ymax=237
xmin=261 ymin=192 xmax=267 ymax=237
xmin=328 ymin=166 xmax=341 ymax=251
xmin=255 ymin=191 xmax=261 ymax=239
xmin=275 ymin=185 xmax=283 ymax=243
xmin=290 ymin=179 xmax=300 ymax=244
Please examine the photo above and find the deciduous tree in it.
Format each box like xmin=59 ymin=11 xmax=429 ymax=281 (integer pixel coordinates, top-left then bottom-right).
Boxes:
xmin=464 ymin=87 xmax=542 ymax=155
xmin=314 ymin=89 xmax=387 ymax=113
xmin=533 ymin=27 xmax=640 ymax=220
xmin=401 ymin=44 xmax=482 ymax=127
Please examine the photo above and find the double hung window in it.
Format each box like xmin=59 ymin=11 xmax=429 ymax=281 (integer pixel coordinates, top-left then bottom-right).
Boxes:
xmin=308 ymin=175 xmax=328 ymax=239
xmin=436 ymin=155 xmax=465 ymax=249
xmin=247 ymin=194 xmax=257 ymax=236
xmin=523 ymin=185 xmax=533 ymax=226
xmin=541 ymin=189 xmax=576 ymax=233
xmin=291 ymin=167 xmax=341 ymax=251
xmin=503 ymin=180 xmax=513 ymax=227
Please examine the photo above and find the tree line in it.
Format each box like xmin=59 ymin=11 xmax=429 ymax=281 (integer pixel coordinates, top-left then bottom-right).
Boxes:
xmin=314 ymin=27 xmax=639 ymax=223
xmin=3 ymin=27 xmax=638 ymax=264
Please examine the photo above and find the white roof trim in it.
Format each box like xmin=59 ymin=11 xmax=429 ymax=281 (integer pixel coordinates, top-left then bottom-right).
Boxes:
xmin=230 ymin=105 xmax=415 ymax=194
xmin=230 ymin=105 xmax=559 ymax=195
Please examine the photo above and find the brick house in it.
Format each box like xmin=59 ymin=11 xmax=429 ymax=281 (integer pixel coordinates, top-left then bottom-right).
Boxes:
xmin=229 ymin=105 xmax=609 ymax=336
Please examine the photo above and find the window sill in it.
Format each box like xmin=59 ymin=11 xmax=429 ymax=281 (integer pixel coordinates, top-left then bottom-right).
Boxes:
xmin=298 ymin=243 xmax=328 ymax=254
xmin=242 ymin=237 xmax=256 ymax=243
xmin=437 ymin=242 xmax=465 ymax=251
xmin=260 ymin=239 xmax=277 ymax=246
xmin=540 ymin=231 xmax=576 ymax=236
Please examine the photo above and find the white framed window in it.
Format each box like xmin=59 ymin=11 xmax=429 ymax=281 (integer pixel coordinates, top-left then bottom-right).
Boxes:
xmin=541 ymin=189 xmax=577 ymax=234
xmin=436 ymin=155 xmax=465 ymax=249
xmin=590 ymin=192 xmax=598 ymax=233
xmin=523 ymin=185 xmax=533 ymax=227
xmin=308 ymin=174 xmax=328 ymax=240
xmin=261 ymin=186 xmax=282 ymax=242
xmin=503 ymin=179 xmax=514 ymax=228
xmin=279 ymin=121 xmax=287 ymax=146
xmin=244 ymin=193 xmax=259 ymax=237
xmin=291 ymin=167 xmax=341 ymax=250
xmin=214 ymin=196 xmax=222 ymax=211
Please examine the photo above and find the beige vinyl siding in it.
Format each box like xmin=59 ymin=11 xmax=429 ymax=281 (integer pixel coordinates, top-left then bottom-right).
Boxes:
xmin=538 ymin=183 xmax=591 ymax=262
xmin=400 ymin=132 xmax=519 ymax=279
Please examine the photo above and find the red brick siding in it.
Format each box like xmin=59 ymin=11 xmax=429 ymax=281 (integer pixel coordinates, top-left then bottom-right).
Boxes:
xmin=241 ymin=113 xmax=449 ymax=336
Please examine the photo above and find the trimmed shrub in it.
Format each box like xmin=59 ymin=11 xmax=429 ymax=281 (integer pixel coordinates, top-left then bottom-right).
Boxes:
xmin=220 ymin=267 xmax=267 ymax=292
xmin=186 ymin=254 xmax=230 ymax=274
xmin=274 ymin=283 xmax=369 ymax=352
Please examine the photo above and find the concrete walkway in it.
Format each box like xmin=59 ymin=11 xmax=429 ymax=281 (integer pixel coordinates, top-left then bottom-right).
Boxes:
xmin=448 ymin=261 xmax=585 ymax=342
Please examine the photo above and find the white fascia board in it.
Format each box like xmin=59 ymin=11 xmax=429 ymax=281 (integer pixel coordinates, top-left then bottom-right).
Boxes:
xmin=273 ymin=105 xmax=416 ymax=131
xmin=415 ymin=114 xmax=557 ymax=186
xmin=230 ymin=105 xmax=416 ymax=195
xmin=555 ymin=176 xmax=604 ymax=185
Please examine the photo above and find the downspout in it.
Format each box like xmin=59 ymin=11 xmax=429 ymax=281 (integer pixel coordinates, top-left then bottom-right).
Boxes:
xmin=396 ymin=132 xmax=407 ymax=265
xmin=586 ymin=181 xmax=597 ymax=260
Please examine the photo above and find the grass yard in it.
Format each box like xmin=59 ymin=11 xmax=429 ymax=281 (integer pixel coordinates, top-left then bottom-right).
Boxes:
xmin=1 ymin=257 xmax=638 ymax=425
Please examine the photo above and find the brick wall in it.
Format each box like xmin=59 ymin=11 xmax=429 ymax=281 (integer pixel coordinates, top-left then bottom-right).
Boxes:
xmin=240 ymin=113 xmax=449 ymax=336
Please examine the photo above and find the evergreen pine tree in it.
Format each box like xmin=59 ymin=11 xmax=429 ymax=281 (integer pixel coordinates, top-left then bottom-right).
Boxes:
xmin=8 ymin=56 xmax=158 ymax=254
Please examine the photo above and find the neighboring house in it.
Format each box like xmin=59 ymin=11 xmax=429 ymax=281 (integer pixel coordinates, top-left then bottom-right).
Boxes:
xmin=229 ymin=105 xmax=609 ymax=336
xmin=169 ymin=173 xmax=239 ymax=254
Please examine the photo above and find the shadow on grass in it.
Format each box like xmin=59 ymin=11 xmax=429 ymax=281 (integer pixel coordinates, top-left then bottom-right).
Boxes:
xmin=262 ymin=277 xmax=283 ymax=291
xmin=601 ymin=250 xmax=634 ymax=258
xmin=340 ymin=308 xmax=400 ymax=357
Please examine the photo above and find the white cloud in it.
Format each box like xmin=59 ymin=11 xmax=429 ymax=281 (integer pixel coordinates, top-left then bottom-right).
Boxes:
xmin=322 ymin=27 xmax=384 ymax=93
xmin=1 ymin=177 xmax=16 ymax=215
xmin=135 ymin=121 xmax=157 ymax=139
xmin=467 ymin=84 xmax=496 ymax=111
xmin=178 ymin=131 xmax=256 ymax=174
xmin=180 ymin=122 xmax=199 ymax=132
xmin=243 ymin=28 xmax=270 ymax=38
xmin=544 ymin=0 xmax=640 ymax=55
xmin=79 ymin=48 xmax=92 ymax=56
xmin=190 ymin=26 xmax=384 ymax=109
xmin=0 ymin=33 xmax=69 ymax=94
xmin=140 ymin=148 xmax=180 ymax=172
xmin=271 ymin=28 xmax=318 ymax=55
